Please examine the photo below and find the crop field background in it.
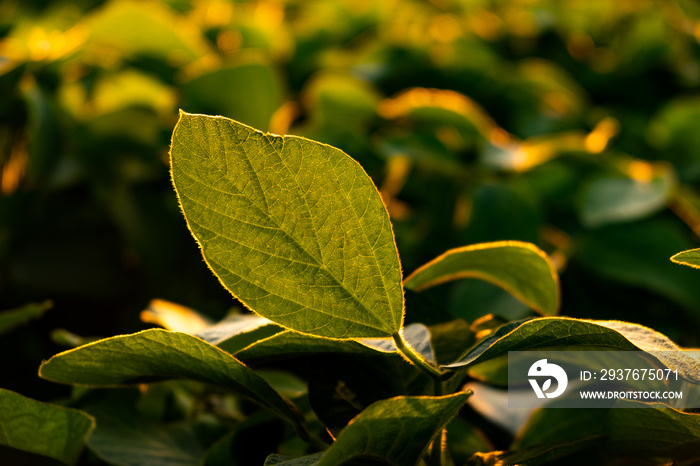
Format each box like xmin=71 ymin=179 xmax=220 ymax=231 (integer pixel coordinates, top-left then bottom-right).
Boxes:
xmin=3 ymin=0 xmax=700 ymax=465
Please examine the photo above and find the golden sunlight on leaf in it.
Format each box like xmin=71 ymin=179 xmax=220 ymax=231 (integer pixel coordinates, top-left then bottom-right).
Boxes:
xmin=584 ymin=117 xmax=619 ymax=153
xmin=140 ymin=299 xmax=212 ymax=333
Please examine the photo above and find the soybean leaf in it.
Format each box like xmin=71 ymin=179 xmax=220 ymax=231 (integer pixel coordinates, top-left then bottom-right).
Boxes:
xmin=0 ymin=300 xmax=51 ymax=335
xmin=81 ymin=393 xmax=212 ymax=466
xmin=235 ymin=323 xmax=431 ymax=363
xmin=580 ymin=172 xmax=674 ymax=227
xmin=404 ymin=241 xmax=559 ymax=316
xmin=445 ymin=317 xmax=700 ymax=383
xmin=671 ymin=248 xmax=700 ymax=269
xmin=316 ymin=393 xmax=471 ymax=466
xmin=445 ymin=417 xmax=492 ymax=465
xmin=195 ymin=314 xmax=284 ymax=355
xmin=38 ymin=329 xmax=302 ymax=430
xmin=514 ymin=399 xmax=609 ymax=449
xmin=0 ymin=389 xmax=94 ymax=466
xmin=170 ymin=112 xmax=404 ymax=339
xmin=605 ymin=400 xmax=700 ymax=460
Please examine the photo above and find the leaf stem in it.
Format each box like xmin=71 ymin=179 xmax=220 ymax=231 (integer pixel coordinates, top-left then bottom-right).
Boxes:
xmin=392 ymin=331 xmax=443 ymax=379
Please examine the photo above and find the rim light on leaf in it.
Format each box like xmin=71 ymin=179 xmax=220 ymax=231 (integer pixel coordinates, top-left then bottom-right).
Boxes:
xmin=404 ymin=241 xmax=560 ymax=316
xmin=170 ymin=111 xmax=404 ymax=340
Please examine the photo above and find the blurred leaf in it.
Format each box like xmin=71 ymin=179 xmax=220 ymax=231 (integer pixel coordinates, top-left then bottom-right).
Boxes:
xmin=194 ymin=313 xmax=284 ymax=355
xmin=445 ymin=317 xmax=700 ymax=383
xmin=38 ymin=329 xmax=303 ymax=430
xmin=580 ymin=164 xmax=675 ymax=227
xmin=84 ymin=0 xmax=211 ymax=64
xmin=446 ymin=417 xmax=492 ymax=464
xmin=316 ymin=393 xmax=471 ymax=466
xmin=171 ymin=112 xmax=403 ymax=339
xmin=514 ymin=399 xmax=608 ymax=449
xmin=0 ymin=389 xmax=94 ymax=466
xmin=463 ymin=183 xmax=541 ymax=244
xmin=82 ymin=394 xmax=210 ymax=466
xmin=256 ymin=370 xmax=307 ymax=399
xmin=0 ymin=300 xmax=51 ymax=336
xmin=181 ymin=61 xmax=282 ymax=131
xmin=404 ymin=241 xmax=559 ymax=316
xmin=428 ymin=319 xmax=475 ymax=366
xmin=89 ymin=70 xmax=176 ymax=117
xmin=140 ymin=299 xmax=212 ymax=333
xmin=577 ymin=219 xmax=700 ymax=313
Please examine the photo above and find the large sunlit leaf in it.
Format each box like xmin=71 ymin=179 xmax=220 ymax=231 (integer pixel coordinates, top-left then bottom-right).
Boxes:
xmin=316 ymin=393 xmax=471 ymax=466
xmin=170 ymin=112 xmax=404 ymax=339
xmin=38 ymin=329 xmax=302 ymax=430
xmin=0 ymin=389 xmax=94 ymax=466
xmin=0 ymin=300 xmax=51 ymax=335
xmin=404 ymin=241 xmax=559 ymax=316
xmin=445 ymin=317 xmax=700 ymax=382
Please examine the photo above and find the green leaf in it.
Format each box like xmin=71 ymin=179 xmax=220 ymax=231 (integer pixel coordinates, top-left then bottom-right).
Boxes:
xmin=604 ymin=400 xmax=700 ymax=460
xmin=234 ymin=323 xmax=431 ymax=363
xmin=404 ymin=241 xmax=559 ymax=316
xmin=81 ymin=394 xmax=210 ymax=466
xmin=671 ymin=248 xmax=700 ymax=269
xmin=38 ymin=329 xmax=302 ymax=430
xmin=194 ymin=314 xmax=284 ymax=355
xmin=445 ymin=317 xmax=700 ymax=383
xmin=579 ymin=171 xmax=675 ymax=227
xmin=0 ymin=389 xmax=94 ymax=466
xmin=316 ymin=393 xmax=471 ymax=466
xmin=170 ymin=111 xmax=404 ymax=339
xmin=182 ymin=62 xmax=282 ymax=131
xmin=0 ymin=300 xmax=52 ymax=335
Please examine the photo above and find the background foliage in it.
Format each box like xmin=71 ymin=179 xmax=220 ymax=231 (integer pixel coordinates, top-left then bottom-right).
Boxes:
xmin=3 ymin=0 xmax=700 ymax=464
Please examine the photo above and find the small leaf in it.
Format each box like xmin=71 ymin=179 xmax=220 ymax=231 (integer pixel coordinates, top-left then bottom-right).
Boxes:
xmin=445 ymin=317 xmax=700 ymax=383
xmin=316 ymin=393 xmax=471 ymax=466
xmin=404 ymin=241 xmax=559 ymax=316
xmin=170 ymin=112 xmax=404 ymax=339
xmin=39 ymin=329 xmax=302 ymax=430
xmin=0 ymin=301 xmax=52 ymax=335
xmin=0 ymin=389 xmax=94 ymax=466
xmin=671 ymin=248 xmax=700 ymax=270
xmin=541 ymin=379 xmax=552 ymax=392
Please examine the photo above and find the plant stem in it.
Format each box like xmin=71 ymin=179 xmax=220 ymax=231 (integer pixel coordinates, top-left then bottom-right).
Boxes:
xmin=392 ymin=331 xmax=442 ymax=379
xmin=392 ymin=331 xmax=445 ymax=466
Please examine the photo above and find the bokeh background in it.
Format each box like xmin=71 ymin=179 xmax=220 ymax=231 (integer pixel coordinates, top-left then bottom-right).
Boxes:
xmin=3 ymin=0 xmax=700 ymax=405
